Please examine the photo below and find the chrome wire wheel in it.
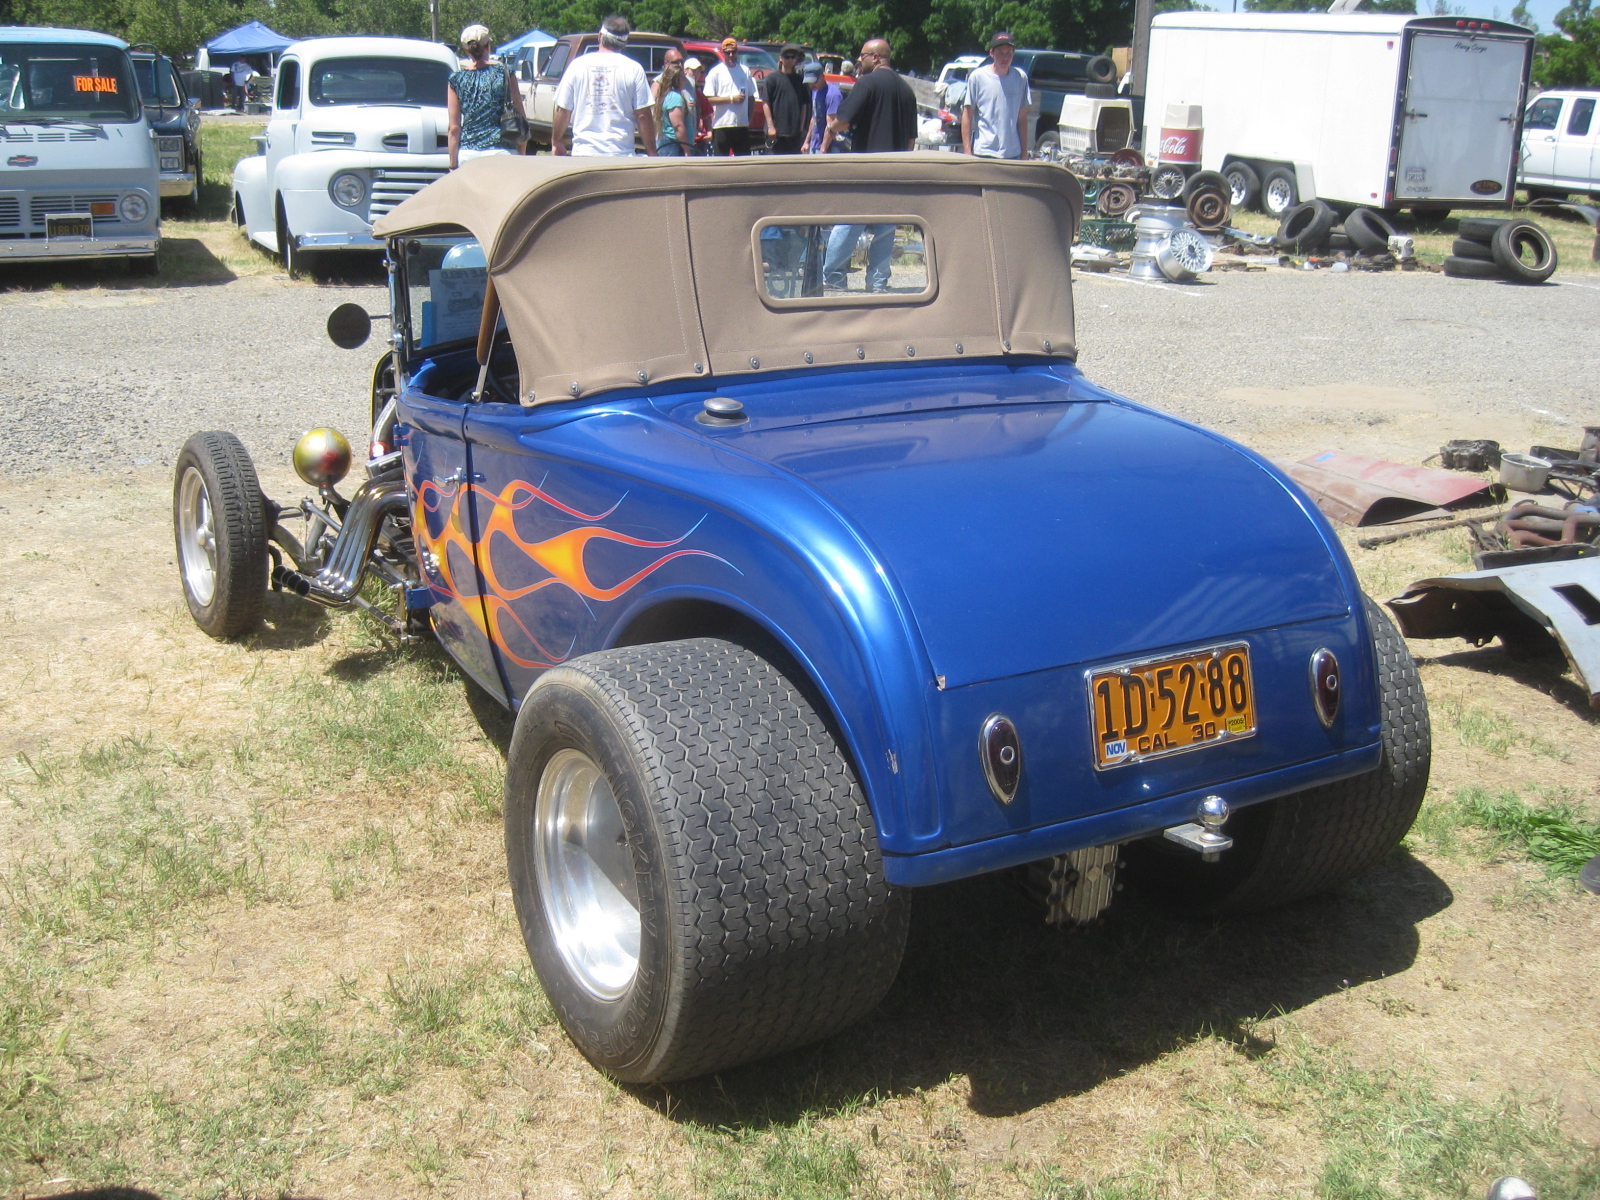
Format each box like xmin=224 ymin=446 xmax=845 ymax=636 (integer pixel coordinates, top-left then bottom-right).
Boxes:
xmin=177 ymin=465 xmax=217 ymax=607
xmin=535 ymin=748 xmax=640 ymax=1001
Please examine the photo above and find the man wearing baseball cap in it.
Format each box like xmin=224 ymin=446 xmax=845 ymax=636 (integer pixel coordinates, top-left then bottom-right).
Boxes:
xmin=801 ymin=61 xmax=842 ymax=153
xmin=760 ymin=44 xmax=810 ymax=154
xmin=703 ymin=37 xmax=754 ymax=155
xmin=963 ymin=32 xmax=1033 ymax=160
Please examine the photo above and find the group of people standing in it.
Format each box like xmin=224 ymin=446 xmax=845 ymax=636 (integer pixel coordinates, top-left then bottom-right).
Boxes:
xmin=445 ymin=17 xmax=1032 ymax=169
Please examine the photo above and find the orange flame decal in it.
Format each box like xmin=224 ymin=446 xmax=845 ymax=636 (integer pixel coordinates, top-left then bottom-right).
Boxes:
xmin=415 ymin=477 xmax=730 ymax=669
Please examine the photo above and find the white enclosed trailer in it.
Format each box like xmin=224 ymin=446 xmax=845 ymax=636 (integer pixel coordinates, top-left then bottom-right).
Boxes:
xmin=1143 ymin=13 xmax=1534 ymax=213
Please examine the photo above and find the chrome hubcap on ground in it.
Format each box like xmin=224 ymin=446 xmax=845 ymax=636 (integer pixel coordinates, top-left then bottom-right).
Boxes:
xmin=536 ymin=748 xmax=641 ymax=1000
xmin=177 ymin=466 xmax=217 ymax=606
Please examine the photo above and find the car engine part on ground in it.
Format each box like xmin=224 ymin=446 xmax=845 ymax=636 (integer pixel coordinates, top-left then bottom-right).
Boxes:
xmin=1223 ymin=225 xmax=1276 ymax=249
xmin=1500 ymin=452 xmax=1553 ymax=493
xmin=1185 ymin=185 xmax=1231 ymax=231
xmin=1259 ymin=166 xmax=1297 ymax=217
xmin=1276 ymin=199 xmax=1337 ymax=252
xmin=1156 ymin=228 xmax=1214 ymax=281
xmin=1149 ymin=162 xmax=1188 ymax=199
xmin=1096 ymin=181 xmax=1138 ymax=217
xmin=1490 ymin=219 xmax=1558 ymax=284
xmin=1437 ymin=439 xmax=1503 ymax=472
xmin=1387 ymin=234 xmax=1415 ymax=260
xmin=1278 ymin=449 xmax=1504 ymax=526
xmin=1389 ymin=557 xmax=1600 ymax=708
xmin=1496 ymin=498 xmax=1600 ymax=548
xmin=1343 ymin=207 xmax=1398 ymax=255
xmin=1222 ymin=160 xmax=1259 ymax=209
xmin=1356 ymin=510 xmax=1509 ymax=550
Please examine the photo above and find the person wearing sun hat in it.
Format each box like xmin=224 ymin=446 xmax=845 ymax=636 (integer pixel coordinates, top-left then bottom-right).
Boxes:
xmin=448 ymin=24 xmax=528 ymax=168
xmin=703 ymin=36 xmax=754 ymax=155
xmin=962 ymin=31 xmax=1033 ymax=160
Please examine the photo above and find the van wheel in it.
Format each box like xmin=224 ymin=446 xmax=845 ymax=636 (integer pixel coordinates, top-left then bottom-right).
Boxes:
xmin=1125 ymin=597 xmax=1429 ymax=916
xmin=127 ymin=251 xmax=160 ymax=277
xmin=1260 ymin=167 xmax=1298 ymax=217
xmin=1222 ymin=161 xmax=1260 ymax=210
xmin=505 ymin=638 xmax=909 ymax=1083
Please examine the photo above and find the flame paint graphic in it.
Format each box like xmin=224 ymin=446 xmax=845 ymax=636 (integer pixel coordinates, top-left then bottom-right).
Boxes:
xmin=416 ymin=478 xmax=729 ymax=669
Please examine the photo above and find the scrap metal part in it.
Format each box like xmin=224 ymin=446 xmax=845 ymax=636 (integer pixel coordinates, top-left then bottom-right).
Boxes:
xmin=1388 ymin=558 xmax=1600 ymax=707
xmin=1278 ymin=450 xmax=1502 ymax=526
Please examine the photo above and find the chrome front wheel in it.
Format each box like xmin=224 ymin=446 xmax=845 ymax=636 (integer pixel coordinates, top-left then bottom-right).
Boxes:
xmin=177 ymin=466 xmax=217 ymax=607
xmin=535 ymin=748 xmax=641 ymax=1001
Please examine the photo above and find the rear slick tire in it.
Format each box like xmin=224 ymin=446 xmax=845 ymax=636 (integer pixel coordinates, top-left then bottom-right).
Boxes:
xmin=504 ymin=638 xmax=909 ymax=1083
xmin=173 ymin=431 xmax=269 ymax=639
xmin=1124 ymin=597 xmax=1430 ymax=916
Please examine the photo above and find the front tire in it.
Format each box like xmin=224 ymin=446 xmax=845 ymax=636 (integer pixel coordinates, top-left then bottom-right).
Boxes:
xmin=505 ymin=638 xmax=909 ymax=1083
xmin=173 ymin=431 xmax=269 ymax=639
xmin=276 ymin=197 xmax=318 ymax=279
xmin=1125 ymin=597 xmax=1430 ymax=916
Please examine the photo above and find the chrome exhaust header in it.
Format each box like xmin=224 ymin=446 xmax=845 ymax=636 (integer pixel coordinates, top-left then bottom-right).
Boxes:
xmin=273 ymin=477 xmax=408 ymax=607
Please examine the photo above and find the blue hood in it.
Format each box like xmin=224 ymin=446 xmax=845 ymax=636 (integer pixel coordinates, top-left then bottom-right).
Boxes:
xmin=727 ymin=376 xmax=1349 ymax=687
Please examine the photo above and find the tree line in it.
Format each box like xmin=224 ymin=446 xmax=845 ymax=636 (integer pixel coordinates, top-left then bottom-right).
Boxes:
xmin=0 ymin=0 xmax=1136 ymax=72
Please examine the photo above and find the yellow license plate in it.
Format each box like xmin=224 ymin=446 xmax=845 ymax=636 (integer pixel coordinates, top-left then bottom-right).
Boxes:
xmin=1088 ymin=642 xmax=1256 ymax=770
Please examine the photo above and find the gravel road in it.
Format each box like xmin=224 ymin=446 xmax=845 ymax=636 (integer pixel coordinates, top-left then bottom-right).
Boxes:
xmin=1 ymin=263 xmax=1597 ymax=481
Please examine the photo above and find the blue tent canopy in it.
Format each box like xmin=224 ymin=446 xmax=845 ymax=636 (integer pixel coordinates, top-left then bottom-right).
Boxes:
xmin=496 ymin=28 xmax=555 ymax=55
xmin=207 ymin=21 xmax=293 ymax=56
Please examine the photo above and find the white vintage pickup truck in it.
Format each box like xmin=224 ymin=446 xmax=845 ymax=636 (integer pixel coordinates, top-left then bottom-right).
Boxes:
xmin=232 ymin=36 xmax=455 ymax=275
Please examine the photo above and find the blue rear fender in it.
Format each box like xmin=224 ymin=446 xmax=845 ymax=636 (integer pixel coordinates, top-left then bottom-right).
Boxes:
xmin=435 ymin=360 xmax=1381 ymax=885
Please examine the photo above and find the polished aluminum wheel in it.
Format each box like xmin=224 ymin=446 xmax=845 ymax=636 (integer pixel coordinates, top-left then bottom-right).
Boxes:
xmin=535 ymin=748 xmax=641 ymax=1000
xmin=176 ymin=465 xmax=217 ymax=607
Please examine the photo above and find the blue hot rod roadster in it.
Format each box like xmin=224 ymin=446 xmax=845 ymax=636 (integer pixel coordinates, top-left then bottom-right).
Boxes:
xmin=172 ymin=154 xmax=1429 ymax=1083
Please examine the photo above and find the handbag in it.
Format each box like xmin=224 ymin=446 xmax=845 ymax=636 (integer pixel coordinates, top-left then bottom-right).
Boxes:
xmin=499 ymin=64 xmax=529 ymax=145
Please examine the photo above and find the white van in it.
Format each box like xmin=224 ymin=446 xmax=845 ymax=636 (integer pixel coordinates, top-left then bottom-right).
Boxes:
xmin=1520 ymin=89 xmax=1600 ymax=199
xmin=0 ymin=27 xmax=162 ymax=273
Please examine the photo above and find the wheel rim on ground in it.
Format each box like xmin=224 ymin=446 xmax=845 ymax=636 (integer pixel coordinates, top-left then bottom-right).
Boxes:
xmin=1266 ymin=177 xmax=1294 ymax=213
xmin=176 ymin=466 xmax=217 ymax=606
xmin=535 ymin=748 xmax=641 ymax=1001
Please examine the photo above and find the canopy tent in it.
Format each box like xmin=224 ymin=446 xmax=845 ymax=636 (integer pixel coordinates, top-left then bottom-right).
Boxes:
xmin=206 ymin=21 xmax=293 ymax=56
xmin=496 ymin=28 xmax=555 ymax=55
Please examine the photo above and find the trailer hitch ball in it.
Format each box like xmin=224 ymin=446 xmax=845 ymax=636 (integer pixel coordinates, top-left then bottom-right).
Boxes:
xmin=1163 ymin=795 xmax=1234 ymax=862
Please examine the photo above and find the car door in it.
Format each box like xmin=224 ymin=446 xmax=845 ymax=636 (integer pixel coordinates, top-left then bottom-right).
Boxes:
xmin=531 ymin=41 xmax=572 ymax=131
xmin=266 ymin=56 xmax=301 ymax=179
xmin=1554 ymin=95 xmax=1596 ymax=188
xmin=1519 ymin=93 xmax=1563 ymax=184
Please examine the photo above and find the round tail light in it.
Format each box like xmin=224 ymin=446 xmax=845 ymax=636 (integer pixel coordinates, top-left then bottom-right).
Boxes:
xmin=980 ymin=714 xmax=1022 ymax=804
xmin=1309 ymin=648 xmax=1340 ymax=727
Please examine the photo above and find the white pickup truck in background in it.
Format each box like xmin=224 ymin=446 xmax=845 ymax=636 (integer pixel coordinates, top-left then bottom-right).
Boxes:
xmin=231 ymin=36 xmax=455 ymax=275
xmin=1520 ymin=89 xmax=1600 ymax=199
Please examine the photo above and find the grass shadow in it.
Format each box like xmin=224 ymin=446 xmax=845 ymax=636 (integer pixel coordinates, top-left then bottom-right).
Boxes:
xmin=0 ymin=235 xmax=239 ymax=291
xmin=646 ymin=849 xmax=1451 ymax=1124
xmin=1422 ymin=643 xmax=1600 ymax=723
xmin=247 ymin=591 xmax=332 ymax=651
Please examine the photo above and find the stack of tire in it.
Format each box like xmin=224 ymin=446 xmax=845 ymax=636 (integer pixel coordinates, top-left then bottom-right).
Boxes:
xmin=1143 ymin=168 xmax=1232 ymax=231
xmin=1274 ymin=199 xmax=1399 ymax=257
xmin=1444 ymin=217 xmax=1558 ymax=284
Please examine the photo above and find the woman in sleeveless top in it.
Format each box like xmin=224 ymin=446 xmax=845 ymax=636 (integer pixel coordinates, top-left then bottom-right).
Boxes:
xmin=448 ymin=24 xmax=528 ymax=169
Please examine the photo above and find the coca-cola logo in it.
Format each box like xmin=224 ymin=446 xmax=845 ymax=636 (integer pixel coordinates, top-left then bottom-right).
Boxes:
xmin=1160 ymin=134 xmax=1191 ymax=155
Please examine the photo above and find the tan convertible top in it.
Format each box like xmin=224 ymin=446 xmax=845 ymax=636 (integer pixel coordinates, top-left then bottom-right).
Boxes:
xmin=374 ymin=154 xmax=1082 ymax=405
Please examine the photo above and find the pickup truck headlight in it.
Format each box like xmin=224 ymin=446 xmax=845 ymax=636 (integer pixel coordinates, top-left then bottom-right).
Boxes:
xmin=329 ymin=172 xmax=368 ymax=210
xmin=118 ymin=193 xmax=149 ymax=223
xmin=157 ymin=136 xmax=184 ymax=155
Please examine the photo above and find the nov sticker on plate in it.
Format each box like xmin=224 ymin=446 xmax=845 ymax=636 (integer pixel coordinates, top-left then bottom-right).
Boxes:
xmin=1087 ymin=642 xmax=1256 ymax=770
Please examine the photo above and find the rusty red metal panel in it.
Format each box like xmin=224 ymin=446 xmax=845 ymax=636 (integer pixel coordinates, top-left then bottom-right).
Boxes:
xmin=1278 ymin=451 xmax=1501 ymax=527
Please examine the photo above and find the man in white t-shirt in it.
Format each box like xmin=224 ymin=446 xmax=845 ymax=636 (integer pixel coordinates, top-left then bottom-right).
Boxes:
xmin=962 ymin=31 xmax=1032 ymax=160
xmin=552 ymin=15 xmax=657 ymax=157
xmin=703 ymin=37 xmax=754 ymax=156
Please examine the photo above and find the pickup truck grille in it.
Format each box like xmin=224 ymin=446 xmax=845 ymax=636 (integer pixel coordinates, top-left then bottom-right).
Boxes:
xmin=0 ymin=129 xmax=99 ymax=143
xmin=0 ymin=197 xmax=19 ymax=228
xmin=311 ymin=130 xmax=356 ymax=146
xmin=368 ymin=167 xmax=448 ymax=220
xmin=30 ymin=194 xmax=120 ymax=225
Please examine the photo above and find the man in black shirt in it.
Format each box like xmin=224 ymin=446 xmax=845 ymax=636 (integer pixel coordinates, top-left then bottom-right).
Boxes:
xmin=760 ymin=44 xmax=810 ymax=154
xmin=828 ymin=38 xmax=917 ymax=153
